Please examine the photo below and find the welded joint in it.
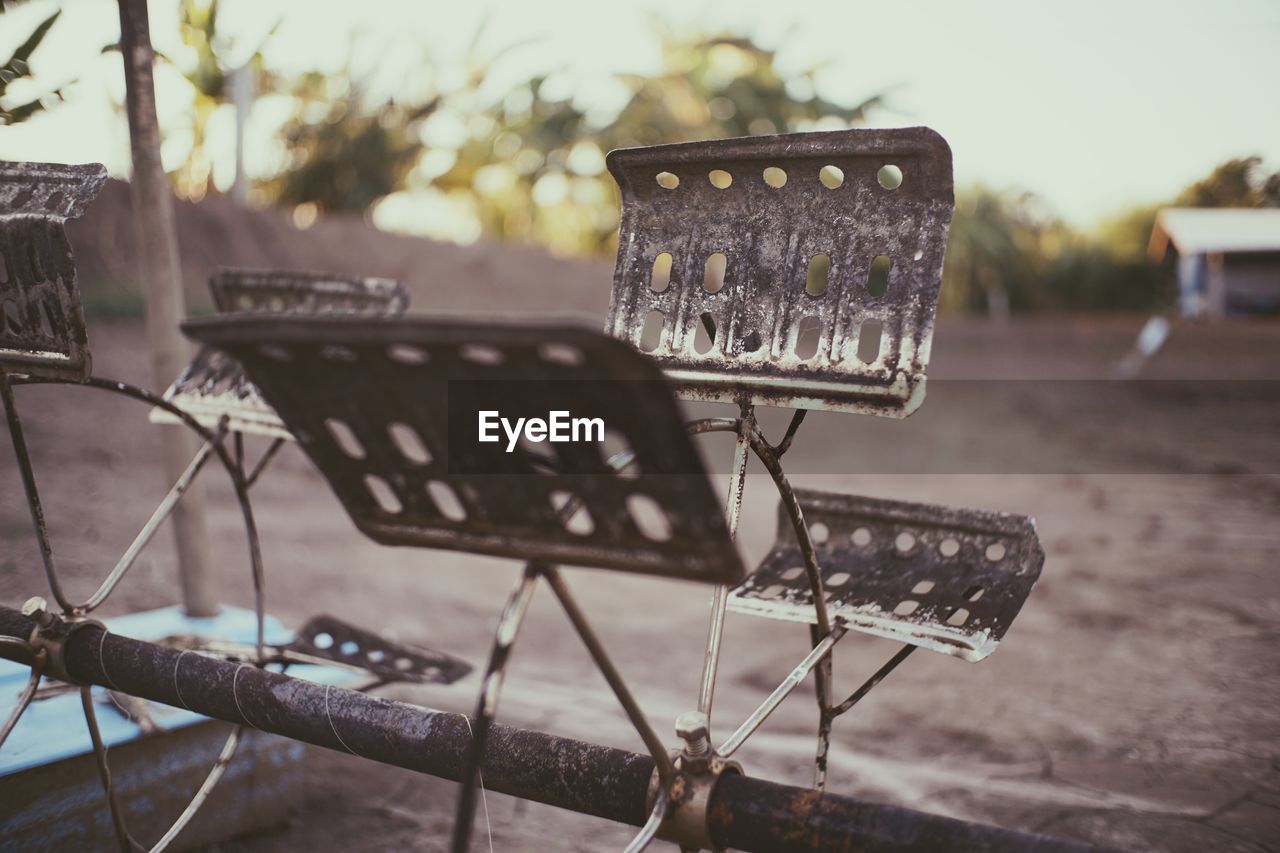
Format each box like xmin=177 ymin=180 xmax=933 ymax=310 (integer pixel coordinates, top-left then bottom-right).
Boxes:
xmin=646 ymin=712 xmax=743 ymax=852
xmin=21 ymin=596 xmax=105 ymax=685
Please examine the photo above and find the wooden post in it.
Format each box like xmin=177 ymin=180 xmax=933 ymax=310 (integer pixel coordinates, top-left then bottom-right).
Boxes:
xmin=117 ymin=0 xmax=218 ymax=617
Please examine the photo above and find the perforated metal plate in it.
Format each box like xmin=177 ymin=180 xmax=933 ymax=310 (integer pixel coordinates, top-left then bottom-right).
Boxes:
xmin=287 ymin=615 xmax=471 ymax=685
xmin=728 ymin=489 xmax=1044 ymax=661
xmin=183 ymin=315 xmax=744 ymax=584
xmin=0 ymin=161 xmax=107 ymax=381
xmin=153 ymin=269 xmax=408 ymax=437
xmin=605 ymin=128 xmax=954 ymax=416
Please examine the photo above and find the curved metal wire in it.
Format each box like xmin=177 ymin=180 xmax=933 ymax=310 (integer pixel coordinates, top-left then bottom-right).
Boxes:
xmin=3 ymin=373 xmax=270 ymax=852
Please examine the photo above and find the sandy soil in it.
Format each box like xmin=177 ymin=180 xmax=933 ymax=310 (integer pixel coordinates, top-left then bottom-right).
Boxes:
xmin=3 ymin=306 xmax=1279 ymax=852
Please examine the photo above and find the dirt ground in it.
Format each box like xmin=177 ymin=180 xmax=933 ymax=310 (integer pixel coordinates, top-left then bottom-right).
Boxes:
xmin=3 ymin=309 xmax=1279 ymax=852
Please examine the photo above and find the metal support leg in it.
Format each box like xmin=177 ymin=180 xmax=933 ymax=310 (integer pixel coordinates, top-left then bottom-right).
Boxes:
xmin=1 ymin=369 xmax=73 ymax=612
xmin=697 ymin=404 xmax=753 ymax=719
xmin=451 ymin=564 xmax=540 ymax=853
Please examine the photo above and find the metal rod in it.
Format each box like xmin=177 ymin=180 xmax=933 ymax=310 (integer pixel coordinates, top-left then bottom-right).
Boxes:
xmin=81 ymin=438 xmax=220 ymax=613
xmin=543 ymin=567 xmax=676 ymax=788
xmin=244 ymin=436 xmax=286 ymax=488
xmin=452 ymin=564 xmax=540 ymax=853
xmin=1 ymin=369 xmax=73 ymax=612
xmin=831 ymin=645 xmax=917 ymax=718
xmin=149 ymin=727 xmax=243 ymax=853
xmin=623 ymin=789 xmax=668 ymax=853
xmin=697 ymin=404 xmax=754 ymax=718
xmin=0 ymin=606 xmax=1096 ymax=853
xmin=81 ymin=686 xmax=138 ymax=852
xmin=0 ymin=657 xmax=42 ymax=749
xmin=718 ymin=626 xmax=845 ymax=758
xmin=810 ymin=622 xmax=835 ymax=790
xmin=772 ymin=409 xmax=807 ymax=457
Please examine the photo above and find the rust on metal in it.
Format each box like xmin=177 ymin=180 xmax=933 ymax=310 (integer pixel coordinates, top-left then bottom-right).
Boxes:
xmin=0 ymin=161 xmax=107 ymax=382
xmin=182 ymin=315 xmax=745 ymax=584
xmin=605 ymin=127 xmax=954 ymax=416
xmin=729 ymin=489 xmax=1045 ymax=661
xmin=153 ymin=269 xmax=408 ymax=437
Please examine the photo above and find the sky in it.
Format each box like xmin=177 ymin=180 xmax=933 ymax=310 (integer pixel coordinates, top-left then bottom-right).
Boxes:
xmin=1 ymin=0 xmax=1278 ymax=229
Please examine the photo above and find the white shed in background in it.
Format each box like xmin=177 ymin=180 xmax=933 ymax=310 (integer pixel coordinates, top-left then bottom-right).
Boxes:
xmin=1149 ymin=208 xmax=1280 ymax=316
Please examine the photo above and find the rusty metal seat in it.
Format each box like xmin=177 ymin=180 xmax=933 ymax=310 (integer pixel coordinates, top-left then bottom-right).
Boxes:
xmin=151 ymin=269 xmax=408 ymax=438
xmin=730 ymin=490 xmax=1045 ymax=663
xmin=183 ymin=313 xmax=746 ymax=850
xmin=605 ymin=126 xmax=954 ymax=417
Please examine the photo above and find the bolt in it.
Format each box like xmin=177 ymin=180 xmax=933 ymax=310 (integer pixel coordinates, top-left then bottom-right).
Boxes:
xmin=675 ymin=711 xmax=710 ymax=758
xmin=21 ymin=595 xmax=55 ymax=628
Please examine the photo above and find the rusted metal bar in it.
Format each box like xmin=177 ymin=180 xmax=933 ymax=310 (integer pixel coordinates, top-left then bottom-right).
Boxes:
xmin=0 ymin=606 xmax=1098 ymax=852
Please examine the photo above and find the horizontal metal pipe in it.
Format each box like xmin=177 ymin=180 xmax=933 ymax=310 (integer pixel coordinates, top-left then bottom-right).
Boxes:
xmin=0 ymin=606 xmax=1099 ymax=853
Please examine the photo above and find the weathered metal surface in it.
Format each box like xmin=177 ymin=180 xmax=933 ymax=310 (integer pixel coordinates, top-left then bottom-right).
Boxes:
xmin=728 ymin=489 xmax=1045 ymax=662
xmin=287 ymin=614 xmax=471 ymax=685
xmin=0 ymin=605 xmax=1100 ymax=853
xmin=153 ymin=269 xmax=408 ymax=437
xmin=0 ymin=161 xmax=107 ymax=382
xmin=605 ymin=128 xmax=954 ymax=416
xmin=183 ymin=315 xmax=744 ymax=584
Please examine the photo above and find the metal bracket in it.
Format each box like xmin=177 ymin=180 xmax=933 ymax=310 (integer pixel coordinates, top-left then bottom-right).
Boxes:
xmin=646 ymin=712 xmax=743 ymax=852
xmin=21 ymin=596 xmax=104 ymax=685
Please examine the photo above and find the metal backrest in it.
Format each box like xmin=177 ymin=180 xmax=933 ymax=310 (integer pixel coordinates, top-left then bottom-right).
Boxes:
xmin=605 ymin=128 xmax=954 ymax=416
xmin=183 ymin=316 xmax=744 ymax=584
xmin=0 ymin=161 xmax=107 ymax=381
xmin=209 ymin=268 xmax=407 ymax=316
xmin=156 ymin=269 xmax=408 ymax=436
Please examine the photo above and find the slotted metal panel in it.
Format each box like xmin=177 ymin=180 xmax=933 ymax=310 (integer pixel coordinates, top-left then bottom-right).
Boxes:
xmin=0 ymin=161 xmax=107 ymax=382
xmin=183 ymin=315 xmax=744 ymax=584
xmin=153 ymin=269 xmax=408 ymax=437
xmin=605 ymin=128 xmax=954 ymax=416
xmin=729 ymin=489 xmax=1044 ymax=661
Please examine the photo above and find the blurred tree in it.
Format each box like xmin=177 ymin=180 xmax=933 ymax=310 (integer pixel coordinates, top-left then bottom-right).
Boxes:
xmin=0 ymin=6 xmax=68 ymax=126
xmin=416 ymin=30 xmax=886 ymax=255
xmin=1174 ymin=156 xmax=1280 ymax=208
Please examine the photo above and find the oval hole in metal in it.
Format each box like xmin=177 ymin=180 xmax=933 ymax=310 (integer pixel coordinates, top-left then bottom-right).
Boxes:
xmin=794 ymin=316 xmax=821 ymax=360
xmin=426 ymin=480 xmax=467 ymax=522
xmin=650 ymin=252 xmax=673 ymax=292
xmin=627 ymin=493 xmax=672 ymax=542
xmin=550 ymin=490 xmax=594 ymax=536
xmin=640 ymin=310 xmax=664 ymax=352
xmin=877 ymin=164 xmax=903 ymax=189
xmin=460 ymin=343 xmax=504 ymax=366
xmin=326 ymin=418 xmax=366 ymax=459
xmin=819 ymin=165 xmax=844 ymax=189
xmin=364 ymin=474 xmax=402 ymax=514
xmin=708 ymin=169 xmax=732 ymax=189
xmin=763 ymin=166 xmax=787 ymax=188
xmin=388 ymin=422 xmax=431 ymax=465
xmin=857 ymin=319 xmax=883 ymax=365
xmin=806 ymin=253 xmax=830 ymax=297
xmin=868 ymin=255 xmax=892 ymax=297
xmin=703 ymin=252 xmax=727 ymax=293
xmin=388 ymin=343 xmax=428 ymax=365
xmin=694 ymin=312 xmax=716 ymax=354
xmin=656 ymin=172 xmax=679 ymax=189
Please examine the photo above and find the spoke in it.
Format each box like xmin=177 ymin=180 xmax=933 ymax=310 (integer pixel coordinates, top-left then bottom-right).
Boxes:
xmin=244 ymin=437 xmax=286 ymax=488
xmin=81 ymin=687 xmax=139 ymax=851
xmin=831 ymin=645 xmax=916 ymax=718
xmin=81 ymin=439 xmax=220 ymax=613
xmin=149 ymin=727 xmax=243 ymax=853
xmin=717 ymin=627 xmax=845 ymax=758
xmin=451 ymin=564 xmax=539 ymax=853
xmin=544 ymin=567 xmax=675 ymax=788
xmin=697 ymin=404 xmax=753 ymax=718
xmin=1 ymin=370 xmax=73 ymax=612
xmin=622 ymin=790 xmax=668 ymax=853
xmin=0 ymin=656 xmax=43 ymax=749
